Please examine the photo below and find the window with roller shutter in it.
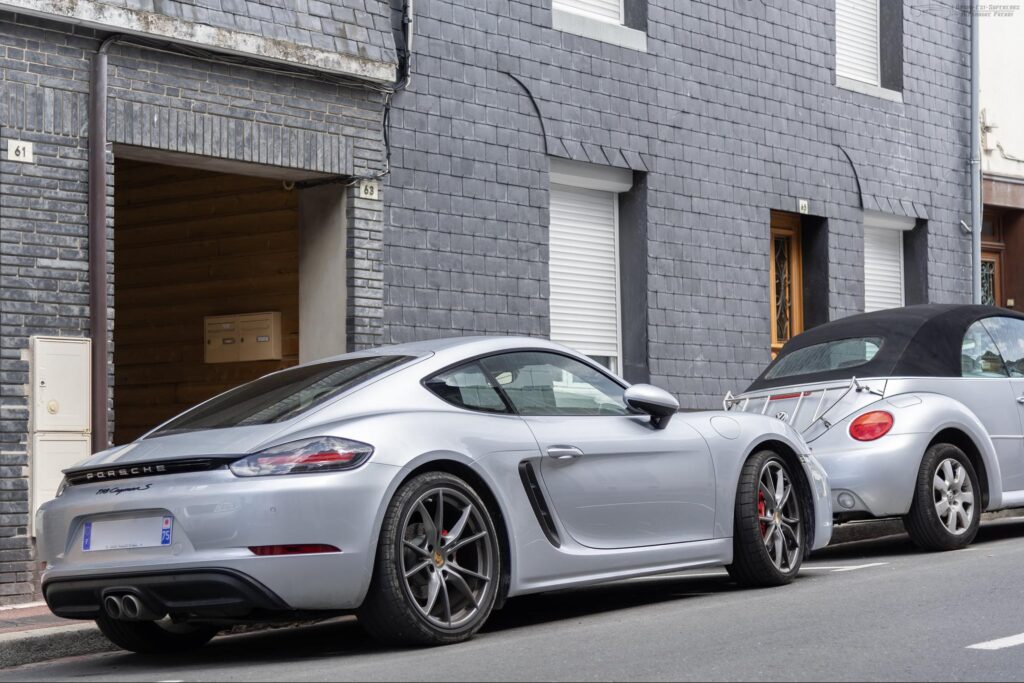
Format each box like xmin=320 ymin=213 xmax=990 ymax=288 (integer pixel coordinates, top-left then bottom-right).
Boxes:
xmin=863 ymin=213 xmax=915 ymax=312
xmin=835 ymin=0 xmax=903 ymax=94
xmin=553 ymin=0 xmax=624 ymax=24
xmin=549 ymin=185 xmax=622 ymax=372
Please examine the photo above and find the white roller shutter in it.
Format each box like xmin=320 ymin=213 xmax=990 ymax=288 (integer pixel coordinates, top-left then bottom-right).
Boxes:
xmin=549 ymin=184 xmax=621 ymax=368
xmin=553 ymin=0 xmax=623 ymax=24
xmin=863 ymin=224 xmax=905 ymax=312
xmin=836 ymin=0 xmax=879 ymax=86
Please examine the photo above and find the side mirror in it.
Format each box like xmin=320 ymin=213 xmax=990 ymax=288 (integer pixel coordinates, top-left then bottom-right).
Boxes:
xmin=624 ymin=384 xmax=680 ymax=430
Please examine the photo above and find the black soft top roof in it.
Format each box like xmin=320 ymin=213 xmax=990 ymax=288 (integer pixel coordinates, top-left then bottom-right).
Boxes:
xmin=747 ymin=304 xmax=1024 ymax=392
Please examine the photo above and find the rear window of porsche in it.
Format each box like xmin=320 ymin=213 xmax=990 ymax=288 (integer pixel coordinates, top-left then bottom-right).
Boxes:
xmin=765 ymin=337 xmax=883 ymax=381
xmin=150 ymin=355 xmax=413 ymax=436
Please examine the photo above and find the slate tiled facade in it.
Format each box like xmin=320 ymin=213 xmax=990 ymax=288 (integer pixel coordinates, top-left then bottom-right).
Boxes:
xmin=382 ymin=0 xmax=973 ymax=402
xmin=0 ymin=0 xmax=972 ymax=603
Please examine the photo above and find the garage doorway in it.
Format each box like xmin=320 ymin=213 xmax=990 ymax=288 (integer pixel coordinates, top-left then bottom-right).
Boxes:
xmin=112 ymin=158 xmax=301 ymax=444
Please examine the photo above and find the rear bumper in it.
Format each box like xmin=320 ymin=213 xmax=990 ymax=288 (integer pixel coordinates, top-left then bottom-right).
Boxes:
xmin=36 ymin=463 xmax=402 ymax=612
xmin=44 ymin=568 xmax=290 ymax=621
xmin=810 ymin=432 xmax=930 ymax=518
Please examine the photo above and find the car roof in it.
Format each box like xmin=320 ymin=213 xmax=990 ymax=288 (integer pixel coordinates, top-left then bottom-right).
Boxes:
xmin=307 ymin=335 xmax=579 ymax=366
xmin=748 ymin=304 xmax=1024 ymax=391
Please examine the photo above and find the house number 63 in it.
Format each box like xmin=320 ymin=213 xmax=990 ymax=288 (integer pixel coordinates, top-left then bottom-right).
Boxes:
xmin=359 ymin=179 xmax=379 ymax=200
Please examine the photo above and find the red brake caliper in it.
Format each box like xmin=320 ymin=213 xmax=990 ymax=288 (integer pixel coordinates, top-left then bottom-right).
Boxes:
xmin=758 ymin=490 xmax=767 ymax=537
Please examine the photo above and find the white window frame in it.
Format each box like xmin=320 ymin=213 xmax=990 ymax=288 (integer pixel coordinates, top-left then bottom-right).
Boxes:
xmin=863 ymin=211 xmax=915 ymax=313
xmin=550 ymin=0 xmax=648 ymax=52
xmin=549 ymin=159 xmax=632 ymax=374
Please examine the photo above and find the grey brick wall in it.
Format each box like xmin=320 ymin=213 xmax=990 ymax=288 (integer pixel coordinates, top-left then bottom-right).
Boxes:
xmin=0 ymin=7 xmax=390 ymax=603
xmin=382 ymin=0 xmax=972 ymax=407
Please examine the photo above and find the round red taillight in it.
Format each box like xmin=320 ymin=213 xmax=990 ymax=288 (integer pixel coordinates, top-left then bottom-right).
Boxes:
xmin=849 ymin=411 xmax=895 ymax=442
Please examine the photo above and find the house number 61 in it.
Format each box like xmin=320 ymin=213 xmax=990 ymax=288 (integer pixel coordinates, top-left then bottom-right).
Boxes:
xmin=7 ymin=141 xmax=34 ymax=163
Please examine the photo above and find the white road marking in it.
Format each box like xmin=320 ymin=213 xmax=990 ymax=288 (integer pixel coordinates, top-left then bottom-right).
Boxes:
xmin=801 ymin=563 xmax=889 ymax=572
xmin=827 ymin=562 xmax=889 ymax=573
xmin=622 ymin=563 xmax=889 ymax=584
xmin=968 ymin=632 xmax=1024 ymax=651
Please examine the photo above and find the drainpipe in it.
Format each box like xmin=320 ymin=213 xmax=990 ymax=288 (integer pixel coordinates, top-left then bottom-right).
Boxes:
xmin=89 ymin=36 xmax=118 ymax=453
xmin=970 ymin=0 xmax=982 ymax=304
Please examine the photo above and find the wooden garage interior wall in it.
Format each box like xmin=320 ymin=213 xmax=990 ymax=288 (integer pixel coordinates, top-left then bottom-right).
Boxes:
xmin=113 ymin=159 xmax=300 ymax=444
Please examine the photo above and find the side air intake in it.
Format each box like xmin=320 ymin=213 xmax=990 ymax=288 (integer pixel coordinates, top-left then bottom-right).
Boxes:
xmin=518 ymin=461 xmax=560 ymax=548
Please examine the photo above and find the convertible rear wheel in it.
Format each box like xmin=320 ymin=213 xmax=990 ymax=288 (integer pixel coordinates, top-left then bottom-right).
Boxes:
xmin=727 ymin=450 xmax=804 ymax=587
xmin=359 ymin=471 xmax=500 ymax=646
xmin=903 ymin=444 xmax=980 ymax=551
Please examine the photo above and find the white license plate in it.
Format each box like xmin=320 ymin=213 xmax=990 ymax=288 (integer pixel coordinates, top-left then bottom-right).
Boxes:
xmin=82 ymin=516 xmax=173 ymax=552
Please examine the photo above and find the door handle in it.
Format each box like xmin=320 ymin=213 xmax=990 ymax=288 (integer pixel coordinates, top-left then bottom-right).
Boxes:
xmin=547 ymin=445 xmax=584 ymax=460
xmin=1018 ymin=397 xmax=1024 ymax=404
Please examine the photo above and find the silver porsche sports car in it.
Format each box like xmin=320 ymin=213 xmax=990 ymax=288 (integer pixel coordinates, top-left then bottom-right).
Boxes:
xmin=727 ymin=304 xmax=1024 ymax=552
xmin=37 ymin=337 xmax=831 ymax=651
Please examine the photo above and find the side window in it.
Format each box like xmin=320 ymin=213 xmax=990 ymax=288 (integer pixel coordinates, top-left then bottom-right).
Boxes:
xmin=981 ymin=317 xmax=1024 ymax=378
xmin=480 ymin=352 xmax=628 ymax=417
xmin=961 ymin=321 xmax=1009 ymax=378
xmin=424 ymin=363 xmax=509 ymax=413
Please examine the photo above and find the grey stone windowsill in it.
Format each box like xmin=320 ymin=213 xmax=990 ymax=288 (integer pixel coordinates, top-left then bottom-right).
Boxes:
xmin=837 ymin=76 xmax=904 ymax=104
xmin=552 ymin=8 xmax=648 ymax=52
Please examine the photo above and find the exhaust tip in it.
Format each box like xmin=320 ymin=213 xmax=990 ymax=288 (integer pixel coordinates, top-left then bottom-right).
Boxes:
xmin=103 ymin=595 xmax=123 ymax=620
xmin=121 ymin=594 xmax=142 ymax=620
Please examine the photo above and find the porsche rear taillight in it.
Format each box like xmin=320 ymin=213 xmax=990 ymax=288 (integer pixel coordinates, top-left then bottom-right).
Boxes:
xmin=229 ymin=437 xmax=373 ymax=477
xmin=849 ymin=411 xmax=894 ymax=442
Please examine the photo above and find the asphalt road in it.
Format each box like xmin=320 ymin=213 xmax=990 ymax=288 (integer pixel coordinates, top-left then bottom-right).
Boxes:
xmin=7 ymin=518 xmax=1024 ymax=682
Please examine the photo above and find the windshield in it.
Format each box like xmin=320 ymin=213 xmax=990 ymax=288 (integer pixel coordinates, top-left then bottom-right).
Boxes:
xmin=149 ymin=355 xmax=413 ymax=437
xmin=765 ymin=337 xmax=883 ymax=381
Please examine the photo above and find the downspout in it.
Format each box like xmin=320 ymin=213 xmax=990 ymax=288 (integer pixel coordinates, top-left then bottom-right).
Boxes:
xmin=970 ymin=0 xmax=982 ymax=304
xmin=89 ymin=36 xmax=119 ymax=452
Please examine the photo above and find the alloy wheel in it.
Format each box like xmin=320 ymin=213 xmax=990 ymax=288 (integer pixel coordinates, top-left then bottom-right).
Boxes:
xmin=932 ymin=458 xmax=975 ymax=536
xmin=399 ymin=487 xmax=495 ymax=630
xmin=757 ymin=461 xmax=802 ymax=571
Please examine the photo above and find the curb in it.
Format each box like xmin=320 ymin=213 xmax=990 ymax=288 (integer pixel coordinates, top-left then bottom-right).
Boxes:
xmin=0 ymin=623 xmax=116 ymax=669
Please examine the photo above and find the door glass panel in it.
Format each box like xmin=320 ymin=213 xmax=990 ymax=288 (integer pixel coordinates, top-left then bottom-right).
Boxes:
xmin=982 ymin=260 xmax=997 ymax=307
xmin=962 ymin=321 xmax=1009 ymax=378
xmin=774 ymin=234 xmax=794 ymax=343
xmin=424 ymin=363 xmax=509 ymax=413
xmin=982 ymin=317 xmax=1024 ymax=378
xmin=481 ymin=352 xmax=628 ymax=416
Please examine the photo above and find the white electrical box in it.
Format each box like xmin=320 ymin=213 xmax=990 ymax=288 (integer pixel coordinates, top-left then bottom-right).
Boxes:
xmin=31 ymin=432 xmax=91 ymax=525
xmin=30 ymin=336 xmax=92 ymax=433
xmin=205 ymin=312 xmax=283 ymax=364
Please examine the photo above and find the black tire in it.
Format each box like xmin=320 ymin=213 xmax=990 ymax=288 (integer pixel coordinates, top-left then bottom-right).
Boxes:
xmin=94 ymin=616 xmax=218 ymax=654
xmin=358 ymin=471 xmax=501 ymax=646
xmin=727 ymin=450 xmax=805 ymax=587
xmin=903 ymin=443 xmax=981 ymax=551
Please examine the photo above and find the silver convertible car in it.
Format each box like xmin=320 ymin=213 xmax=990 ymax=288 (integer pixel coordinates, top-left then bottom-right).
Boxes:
xmin=37 ymin=337 xmax=831 ymax=651
xmin=727 ymin=304 xmax=1024 ymax=552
